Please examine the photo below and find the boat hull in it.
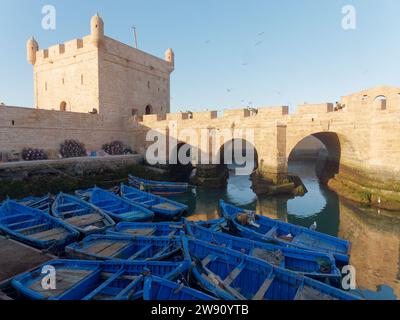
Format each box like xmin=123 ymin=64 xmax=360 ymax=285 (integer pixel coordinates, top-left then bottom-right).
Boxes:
xmin=220 ymin=200 xmax=350 ymax=265
xmin=143 ymin=276 xmax=216 ymax=300
xmin=129 ymin=175 xmax=189 ymax=195
xmin=182 ymin=237 xmax=358 ymax=300
xmin=88 ymin=187 xmax=154 ymax=222
xmin=0 ymin=200 xmax=79 ymax=252
xmin=120 ymin=184 xmax=187 ymax=220
xmin=52 ymin=193 xmax=115 ymax=235
xmin=185 ymin=221 xmax=341 ymax=283
xmin=11 ymin=259 xmax=190 ymax=300
xmin=66 ymin=234 xmax=184 ymax=262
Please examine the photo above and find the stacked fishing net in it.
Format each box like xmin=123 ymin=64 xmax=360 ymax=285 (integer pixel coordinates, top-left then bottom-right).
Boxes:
xmin=102 ymin=141 xmax=125 ymax=155
xmin=21 ymin=148 xmax=48 ymax=161
xmin=60 ymin=140 xmax=86 ymax=158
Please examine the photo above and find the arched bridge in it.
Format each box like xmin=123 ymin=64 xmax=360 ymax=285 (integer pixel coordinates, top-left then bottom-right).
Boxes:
xmin=132 ymin=86 xmax=400 ymax=210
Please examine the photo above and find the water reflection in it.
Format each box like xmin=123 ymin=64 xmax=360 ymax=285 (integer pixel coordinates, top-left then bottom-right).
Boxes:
xmin=170 ymin=160 xmax=400 ymax=299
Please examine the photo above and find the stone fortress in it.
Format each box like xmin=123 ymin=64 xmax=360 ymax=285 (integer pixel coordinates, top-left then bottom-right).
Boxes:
xmin=1 ymin=14 xmax=400 ymax=210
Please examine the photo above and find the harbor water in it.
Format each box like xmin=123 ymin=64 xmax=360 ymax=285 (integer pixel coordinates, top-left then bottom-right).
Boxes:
xmin=170 ymin=160 xmax=400 ymax=300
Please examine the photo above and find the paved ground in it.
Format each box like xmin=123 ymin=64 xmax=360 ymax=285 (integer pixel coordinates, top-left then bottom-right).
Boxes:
xmin=0 ymin=236 xmax=54 ymax=283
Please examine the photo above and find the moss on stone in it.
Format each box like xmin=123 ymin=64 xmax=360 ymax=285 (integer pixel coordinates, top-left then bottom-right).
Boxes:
xmin=0 ymin=163 xmax=170 ymax=201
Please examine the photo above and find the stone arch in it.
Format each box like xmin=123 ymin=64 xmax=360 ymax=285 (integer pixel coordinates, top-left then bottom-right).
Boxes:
xmin=288 ymin=131 xmax=359 ymax=182
xmin=217 ymin=138 xmax=259 ymax=175
xmin=60 ymin=101 xmax=67 ymax=112
xmin=145 ymin=105 xmax=153 ymax=115
xmin=168 ymin=141 xmax=194 ymax=181
xmin=374 ymin=95 xmax=387 ymax=110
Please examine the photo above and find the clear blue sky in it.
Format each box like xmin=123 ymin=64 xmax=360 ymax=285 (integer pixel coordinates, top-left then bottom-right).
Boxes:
xmin=0 ymin=0 xmax=399 ymax=113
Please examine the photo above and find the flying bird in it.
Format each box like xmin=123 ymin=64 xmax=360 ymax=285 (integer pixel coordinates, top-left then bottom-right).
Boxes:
xmin=258 ymin=31 xmax=265 ymax=36
xmin=254 ymin=41 xmax=262 ymax=46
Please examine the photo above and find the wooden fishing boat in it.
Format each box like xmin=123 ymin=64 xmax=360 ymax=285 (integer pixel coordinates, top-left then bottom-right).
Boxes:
xmin=66 ymin=234 xmax=184 ymax=262
xmin=11 ymin=259 xmax=190 ymax=300
xmin=16 ymin=195 xmax=52 ymax=214
xmin=128 ymin=175 xmax=189 ymax=195
xmin=52 ymin=193 xmax=115 ymax=235
xmin=85 ymin=187 xmax=154 ymax=222
xmin=120 ymin=184 xmax=187 ymax=219
xmin=185 ymin=221 xmax=341 ymax=283
xmin=0 ymin=200 xmax=79 ymax=251
xmin=182 ymin=237 xmax=359 ymax=300
xmin=220 ymin=200 xmax=350 ymax=265
xmin=106 ymin=219 xmax=225 ymax=238
xmin=107 ymin=221 xmax=183 ymax=237
xmin=143 ymin=276 xmax=216 ymax=300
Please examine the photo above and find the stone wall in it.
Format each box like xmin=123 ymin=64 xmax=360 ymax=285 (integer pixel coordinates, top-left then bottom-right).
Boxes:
xmin=0 ymin=105 xmax=132 ymax=154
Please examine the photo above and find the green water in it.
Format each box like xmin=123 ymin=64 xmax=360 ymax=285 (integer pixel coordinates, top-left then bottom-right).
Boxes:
xmin=170 ymin=160 xmax=400 ymax=300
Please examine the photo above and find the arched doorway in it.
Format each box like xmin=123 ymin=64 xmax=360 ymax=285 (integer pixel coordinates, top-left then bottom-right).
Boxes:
xmin=60 ymin=101 xmax=67 ymax=112
xmin=145 ymin=105 xmax=153 ymax=115
xmin=374 ymin=95 xmax=387 ymax=110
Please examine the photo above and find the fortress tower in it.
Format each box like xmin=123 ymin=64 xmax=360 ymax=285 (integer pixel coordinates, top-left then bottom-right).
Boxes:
xmin=27 ymin=14 xmax=174 ymax=121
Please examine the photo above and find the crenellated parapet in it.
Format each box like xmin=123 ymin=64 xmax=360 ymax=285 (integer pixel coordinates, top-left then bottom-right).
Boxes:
xmin=27 ymin=13 xmax=174 ymax=116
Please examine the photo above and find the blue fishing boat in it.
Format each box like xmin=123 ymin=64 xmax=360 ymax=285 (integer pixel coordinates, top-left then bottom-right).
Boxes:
xmin=52 ymin=193 xmax=115 ymax=235
xmin=143 ymin=276 xmax=216 ymax=300
xmin=128 ymin=175 xmax=189 ymax=195
xmin=16 ymin=195 xmax=52 ymax=214
xmin=220 ymin=200 xmax=350 ymax=265
xmin=11 ymin=259 xmax=190 ymax=300
xmin=0 ymin=200 xmax=79 ymax=251
xmin=182 ymin=237 xmax=359 ymax=300
xmin=85 ymin=187 xmax=154 ymax=222
xmin=66 ymin=234 xmax=183 ymax=261
xmin=120 ymin=184 xmax=187 ymax=219
xmin=194 ymin=217 xmax=229 ymax=232
xmin=107 ymin=221 xmax=183 ymax=237
xmin=185 ymin=221 xmax=341 ymax=283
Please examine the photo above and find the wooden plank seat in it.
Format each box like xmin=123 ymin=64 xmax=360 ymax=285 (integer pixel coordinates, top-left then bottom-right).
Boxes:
xmin=127 ymin=244 xmax=153 ymax=260
xmin=86 ymin=240 xmax=130 ymax=257
xmin=223 ymin=261 xmax=246 ymax=286
xmin=30 ymin=227 xmax=69 ymax=241
xmin=59 ymin=208 xmax=89 ymax=216
xmin=28 ymin=269 xmax=94 ymax=298
xmin=82 ymin=268 xmax=125 ymax=300
xmin=252 ymin=276 xmax=274 ymax=300
xmin=16 ymin=223 xmax=49 ymax=234
xmin=201 ymin=254 xmax=215 ymax=267
xmin=100 ymin=203 xmax=122 ymax=212
xmin=7 ymin=218 xmax=37 ymax=229
xmin=264 ymin=226 xmax=278 ymax=237
xmin=65 ymin=213 xmax=104 ymax=228
xmin=152 ymin=203 xmax=178 ymax=211
xmin=200 ymin=268 xmax=246 ymax=300
xmin=152 ymin=243 xmax=178 ymax=260
xmin=123 ymin=228 xmax=155 ymax=236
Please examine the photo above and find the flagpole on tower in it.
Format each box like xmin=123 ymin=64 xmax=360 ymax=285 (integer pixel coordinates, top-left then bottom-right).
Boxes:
xmin=132 ymin=26 xmax=138 ymax=49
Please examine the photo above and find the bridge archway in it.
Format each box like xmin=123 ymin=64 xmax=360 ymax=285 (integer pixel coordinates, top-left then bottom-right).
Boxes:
xmin=168 ymin=141 xmax=194 ymax=182
xmin=288 ymin=131 xmax=358 ymax=185
xmin=217 ymin=138 xmax=259 ymax=176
